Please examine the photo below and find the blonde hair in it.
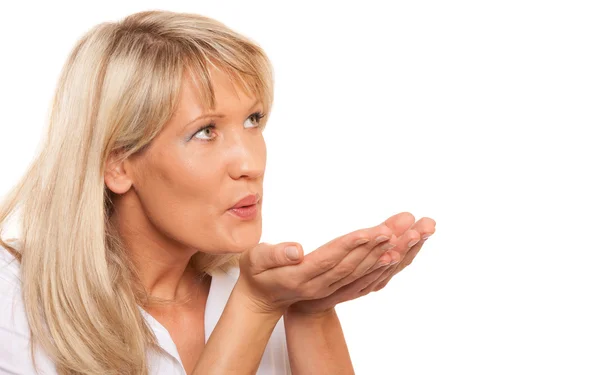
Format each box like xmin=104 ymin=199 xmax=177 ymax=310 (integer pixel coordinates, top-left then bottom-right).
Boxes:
xmin=0 ymin=10 xmax=274 ymax=374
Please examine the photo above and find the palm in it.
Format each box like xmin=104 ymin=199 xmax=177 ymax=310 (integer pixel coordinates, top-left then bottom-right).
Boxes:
xmin=288 ymin=212 xmax=436 ymax=314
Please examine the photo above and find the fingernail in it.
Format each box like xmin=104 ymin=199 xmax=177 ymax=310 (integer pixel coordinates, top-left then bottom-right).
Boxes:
xmin=408 ymin=238 xmax=420 ymax=247
xmin=376 ymin=261 xmax=390 ymax=269
xmin=374 ymin=235 xmax=389 ymax=245
xmin=354 ymin=238 xmax=370 ymax=247
xmin=422 ymin=234 xmax=431 ymax=240
xmin=380 ymin=242 xmax=396 ymax=251
xmin=285 ymin=246 xmax=299 ymax=260
xmin=389 ymin=259 xmax=400 ymax=265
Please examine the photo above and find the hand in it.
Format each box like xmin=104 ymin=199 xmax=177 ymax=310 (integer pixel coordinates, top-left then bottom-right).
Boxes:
xmin=286 ymin=212 xmax=436 ymax=315
xmin=234 ymin=222 xmax=399 ymax=316
xmin=365 ymin=212 xmax=436 ymax=293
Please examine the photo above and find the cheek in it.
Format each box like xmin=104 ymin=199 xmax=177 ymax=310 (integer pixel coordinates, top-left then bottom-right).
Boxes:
xmin=136 ymin=154 xmax=223 ymax=247
xmin=257 ymin=135 xmax=267 ymax=160
xmin=134 ymin=139 xmax=265 ymax=253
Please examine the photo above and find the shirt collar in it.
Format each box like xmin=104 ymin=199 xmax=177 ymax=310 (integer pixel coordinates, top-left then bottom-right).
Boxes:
xmin=137 ymin=265 xmax=240 ymax=362
xmin=138 ymin=306 xmax=183 ymax=364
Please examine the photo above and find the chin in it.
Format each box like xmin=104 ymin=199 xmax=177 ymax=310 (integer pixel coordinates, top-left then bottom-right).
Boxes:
xmin=226 ymin=217 xmax=262 ymax=252
xmin=228 ymin=235 xmax=261 ymax=253
xmin=207 ymin=232 xmax=260 ymax=255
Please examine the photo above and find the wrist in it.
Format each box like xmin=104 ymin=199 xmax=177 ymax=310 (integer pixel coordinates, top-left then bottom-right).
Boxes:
xmin=193 ymin=281 xmax=284 ymax=374
xmin=231 ymin=281 xmax=286 ymax=321
xmin=285 ymin=305 xmax=336 ymax=321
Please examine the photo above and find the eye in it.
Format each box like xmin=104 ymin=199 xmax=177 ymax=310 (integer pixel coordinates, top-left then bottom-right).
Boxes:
xmin=192 ymin=123 xmax=217 ymax=141
xmin=244 ymin=111 xmax=266 ymax=129
xmin=191 ymin=111 xmax=266 ymax=142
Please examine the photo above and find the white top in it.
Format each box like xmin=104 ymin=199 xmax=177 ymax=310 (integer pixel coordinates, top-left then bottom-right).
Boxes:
xmin=0 ymin=247 xmax=291 ymax=375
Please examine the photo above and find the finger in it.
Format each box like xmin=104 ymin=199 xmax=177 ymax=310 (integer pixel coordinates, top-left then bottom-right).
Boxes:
xmin=399 ymin=237 xmax=427 ymax=269
xmin=362 ymin=229 xmax=419 ymax=274
xmin=360 ymin=262 xmax=398 ymax=293
xmin=372 ymin=268 xmax=397 ymax=292
xmin=385 ymin=213 xmax=435 ymax=241
xmin=247 ymin=242 xmax=305 ymax=274
xmin=365 ymin=249 xmax=402 ymax=279
xmin=328 ymin=228 xmax=417 ymax=289
xmin=301 ymin=224 xmax=395 ymax=294
xmin=383 ymin=216 xmax=435 ymax=259
xmin=408 ymin=217 xmax=436 ymax=239
xmin=369 ymin=237 xmax=429 ymax=292
xmin=298 ymin=224 xmax=394 ymax=280
xmin=383 ymin=212 xmax=416 ymax=238
xmin=325 ymin=231 xmax=398 ymax=290
xmin=322 ymin=262 xmax=394 ymax=306
xmin=361 ymin=262 xmax=400 ymax=293
xmin=367 ymin=224 xmax=434 ymax=292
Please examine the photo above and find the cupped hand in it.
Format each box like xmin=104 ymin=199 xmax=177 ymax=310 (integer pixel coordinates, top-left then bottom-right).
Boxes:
xmin=366 ymin=212 xmax=436 ymax=292
xmin=286 ymin=212 xmax=436 ymax=315
xmin=235 ymin=222 xmax=400 ymax=315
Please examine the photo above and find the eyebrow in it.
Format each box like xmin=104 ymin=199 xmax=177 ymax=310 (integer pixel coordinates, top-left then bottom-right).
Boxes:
xmin=182 ymin=99 xmax=260 ymax=129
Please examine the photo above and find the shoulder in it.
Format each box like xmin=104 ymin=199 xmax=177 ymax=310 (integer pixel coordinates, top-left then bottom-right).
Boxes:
xmin=0 ymin=244 xmax=25 ymax=325
xmin=0 ymin=243 xmax=57 ymax=374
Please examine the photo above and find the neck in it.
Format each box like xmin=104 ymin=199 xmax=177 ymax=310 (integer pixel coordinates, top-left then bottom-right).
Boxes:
xmin=110 ymin=195 xmax=204 ymax=302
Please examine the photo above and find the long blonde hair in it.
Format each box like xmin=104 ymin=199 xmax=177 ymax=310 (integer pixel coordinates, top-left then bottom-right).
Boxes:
xmin=0 ymin=10 xmax=274 ymax=374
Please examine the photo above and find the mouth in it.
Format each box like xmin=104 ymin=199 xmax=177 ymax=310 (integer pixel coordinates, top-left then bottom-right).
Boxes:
xmin=228 ymin=200 xmax=260 ymax=219
xmin=232 ymin=198 xmax=260 ymax=209
xmin=230 ymin=193 xmax=261 ymax=210
xmin=235 ymin=204 xmax=254 ymax=209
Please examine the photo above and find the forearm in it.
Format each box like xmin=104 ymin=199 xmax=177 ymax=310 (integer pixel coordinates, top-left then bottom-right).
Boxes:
xmin=192 ymin=284 xmax=283 ymax=375
xmin=284 ymin=308 xmax=354 ymax=375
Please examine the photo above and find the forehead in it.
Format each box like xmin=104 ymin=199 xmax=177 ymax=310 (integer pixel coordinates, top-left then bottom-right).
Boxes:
xmin=163 ymin=68 xmax=259 ymax=136
xmin=180 ymin=67 xmax=256 ymax=114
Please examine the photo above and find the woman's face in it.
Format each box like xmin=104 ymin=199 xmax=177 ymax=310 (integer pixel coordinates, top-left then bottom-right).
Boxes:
xmin=116 ymin=67 xmax=267 ymax=256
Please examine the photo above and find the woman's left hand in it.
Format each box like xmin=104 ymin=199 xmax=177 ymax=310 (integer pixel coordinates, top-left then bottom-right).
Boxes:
xmin=286 ymin=212 xmax=436 ymax=315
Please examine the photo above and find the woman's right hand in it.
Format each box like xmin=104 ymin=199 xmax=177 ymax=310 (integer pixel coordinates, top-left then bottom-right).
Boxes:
xmin=234 ymin=222 xmax=399 ymax=315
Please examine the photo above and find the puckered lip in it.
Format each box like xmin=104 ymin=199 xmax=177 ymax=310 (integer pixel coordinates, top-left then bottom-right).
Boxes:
xmin=230 ymin=193 xmax=260 ymax=209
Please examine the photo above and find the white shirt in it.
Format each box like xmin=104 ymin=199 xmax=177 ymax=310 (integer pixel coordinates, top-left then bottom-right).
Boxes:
xmin=0 ymin=247 xmax=291 ymax=374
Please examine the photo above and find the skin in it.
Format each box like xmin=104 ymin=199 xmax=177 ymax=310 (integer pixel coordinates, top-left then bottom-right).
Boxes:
xmin=104 ymin=65 xmax=436 ymax=374
xmin=288 ymin=212 xmax=436 ymax=315
xmin=280 ymin=213 xmax=435 ymax=375
xmin=105 ymin=67 xmax=269 ymax=372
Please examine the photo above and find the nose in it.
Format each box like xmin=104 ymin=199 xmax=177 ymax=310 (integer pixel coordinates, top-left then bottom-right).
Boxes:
xmin=226 ymin=130 xmax=265 ymax=180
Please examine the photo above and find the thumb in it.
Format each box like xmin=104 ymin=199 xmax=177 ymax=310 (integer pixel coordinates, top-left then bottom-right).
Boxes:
xmin=249 ymin=242 xmax=304 ymax=274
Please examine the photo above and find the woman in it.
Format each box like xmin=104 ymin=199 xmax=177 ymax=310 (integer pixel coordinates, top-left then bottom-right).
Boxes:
xmin=0 ymin=10 xmax=435 ymax=375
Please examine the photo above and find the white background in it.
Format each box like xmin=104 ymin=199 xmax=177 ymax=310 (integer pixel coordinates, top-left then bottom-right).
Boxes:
xmin=1 ymin=1 xmax=599 ymax=374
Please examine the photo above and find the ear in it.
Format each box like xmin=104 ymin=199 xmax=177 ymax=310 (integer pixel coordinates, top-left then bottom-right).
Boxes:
xmin=104 ymin=151 xmax=134 ymax=194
